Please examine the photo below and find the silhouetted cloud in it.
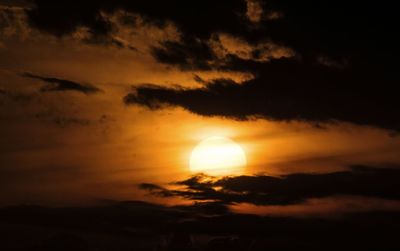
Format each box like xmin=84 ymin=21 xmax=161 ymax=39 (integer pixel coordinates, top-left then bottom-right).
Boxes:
xmin=21 ymin=72 xmax=101 ymax=94
xmin=26 ymin=1 xmax=396 ymax=60
xmin=23 ymin=1 xmax=400 ymax=131
xmin=25 ymin=1 xmax=247 ymax=38
xmin=151 ymin=34 xmax=295 ymax=71
xmin=151 ymin=37 xmax=216 ymax=71
xmin=139 ymin=166 xmax=400 ymax=206
xmin=24 ymin=1 xmax=399 ymax=75
xmin=124 ymin=62 xmax=400 ymax=131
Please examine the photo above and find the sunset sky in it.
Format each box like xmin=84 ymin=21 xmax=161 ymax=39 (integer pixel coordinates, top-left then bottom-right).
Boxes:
xmin=1 ymin=2 xmax=400 ymax=249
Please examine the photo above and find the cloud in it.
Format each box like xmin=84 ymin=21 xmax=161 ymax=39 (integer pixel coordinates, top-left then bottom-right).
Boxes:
xmin=25 ymin=1 xmax=247 ymax=39
xmin=210 ymin=33 xmax=294 ymax=62
xmin=149 ymin=33 xmax=295 ymax=72
xmin=24 ymin=0 xmax=400 ymax=126
xmin=21 ymin=72 xmax=101 ymax=94
xmin=23 ymin=1 xmax=398 ymax=69
xmin=0 ymin=3 xmax=31 ymax=41
xmin=246 ymin=0 xmax=263 ymax=23
xmin=108 ymin=0 xmax=400 ymax=133
xmin=22 ymin=1 xmax=287 ymax=62
xmin=124 ymin=58 xmax=400 ymax=131
xmin=151 ymin=37 xmax=217 ymax=71
xmin=230 ymin=196 xmax=400 ymax=218
xmin=139 ymin=166 xmax=400 ymax=206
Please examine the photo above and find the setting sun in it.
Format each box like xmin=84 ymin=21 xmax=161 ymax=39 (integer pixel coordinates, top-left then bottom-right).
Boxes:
xmin=190 ymin=136 xmax=247 ymax=176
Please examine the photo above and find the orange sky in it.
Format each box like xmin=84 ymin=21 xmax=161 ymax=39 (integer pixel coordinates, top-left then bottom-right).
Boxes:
xmin=1 ymin=3 xmax=400 ymax=212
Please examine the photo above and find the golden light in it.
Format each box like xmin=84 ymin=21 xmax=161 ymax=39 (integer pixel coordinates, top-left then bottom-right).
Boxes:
xmin=190 ymin=136 xmax=247 ymax=176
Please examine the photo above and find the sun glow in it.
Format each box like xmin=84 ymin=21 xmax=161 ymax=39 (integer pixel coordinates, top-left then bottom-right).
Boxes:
xmin=190 ymin=136 xmax=247 ymax=176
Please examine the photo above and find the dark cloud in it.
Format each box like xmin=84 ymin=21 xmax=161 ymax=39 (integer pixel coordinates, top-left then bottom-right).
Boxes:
xmin=125 ymin=0 xmax=397 ymax=72
xmin=151 ymin=37 xmax=217 ymax=71
xmin=25 ymin=1 xmax=248 ymax=38
xmin=139 ymin=183 xmax=174 ymax=197
xmin=125 ymin=58 xmax=400 ymax=131
xmin=152 ymin=36 xmax=296 ymax=72
xmin=24 ymin=1 xmax=398 ymax=70
xmin=24 ymin=1 xmax=400 ymax=131
xmin=140 ymin=166 xmax=400 ymax=206
xmin=109 ymin=37 xmax=138 ymax=51
xmin=259 ymin=1 xmax=398 ymax=64
xmin=25 ymin=1 xmax=250 ymax=52
xmin=21 ymin=72 xmax=101 ymax=94
xmin=117 ymin=1 xmax=399 ymax=132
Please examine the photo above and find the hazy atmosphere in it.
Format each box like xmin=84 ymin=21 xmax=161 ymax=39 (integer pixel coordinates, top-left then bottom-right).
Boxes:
xmin=1 ymin=1 xmax=399 ymax=250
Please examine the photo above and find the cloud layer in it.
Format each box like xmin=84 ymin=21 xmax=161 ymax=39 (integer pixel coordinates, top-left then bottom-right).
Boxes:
xmin=18 ymin=1 xmax=399 ymax=131
xmin=140 ymin=166 xmax=400 ymax=206
xmin=125 ymin=66 xmax=400 ymax=131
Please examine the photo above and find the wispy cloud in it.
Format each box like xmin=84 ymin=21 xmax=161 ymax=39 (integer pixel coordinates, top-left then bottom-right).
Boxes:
xmin=21 ymin=72 xmax=101 ymax=94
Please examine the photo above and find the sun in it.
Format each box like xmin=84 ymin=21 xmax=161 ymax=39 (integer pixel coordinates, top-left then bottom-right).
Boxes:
xmin=190 ymin=136 xmax=247 ymax=176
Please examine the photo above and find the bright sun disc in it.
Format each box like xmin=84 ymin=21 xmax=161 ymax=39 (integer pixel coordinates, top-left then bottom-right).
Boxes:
xmin=190 ymin=136 xmax=247 ymax=176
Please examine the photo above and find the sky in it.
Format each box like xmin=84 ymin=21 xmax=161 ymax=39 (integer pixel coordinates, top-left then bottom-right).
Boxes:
xmin=1 ymin=1 xmax=400 ymax=250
